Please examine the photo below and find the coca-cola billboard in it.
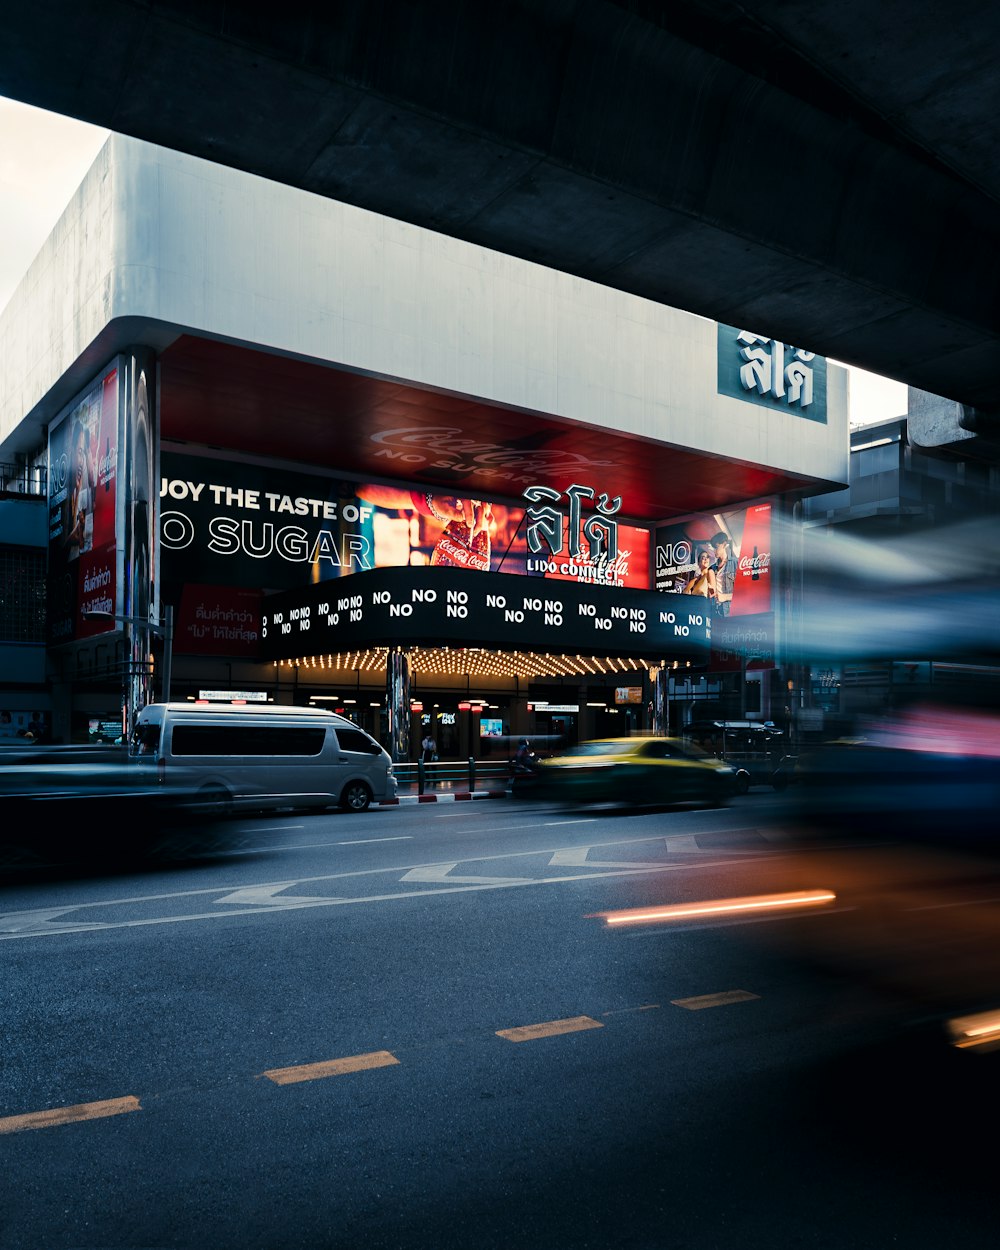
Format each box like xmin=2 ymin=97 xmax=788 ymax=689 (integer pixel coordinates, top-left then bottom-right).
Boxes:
xmin=654 ymin=501 xmax=773 ymax=619
xmin=46 ymin=364 xmax=121 ymax=644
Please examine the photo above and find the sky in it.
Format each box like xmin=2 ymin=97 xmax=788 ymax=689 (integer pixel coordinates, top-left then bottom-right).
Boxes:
xmin=1 ymin=95 xmax=909 ymax=427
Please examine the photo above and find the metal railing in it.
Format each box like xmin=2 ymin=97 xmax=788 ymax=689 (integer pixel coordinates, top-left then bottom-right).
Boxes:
xmin=393 ymin=757 xmax=512 ymax=795
xmin=0 ymin=462 xmax=47 ymax=498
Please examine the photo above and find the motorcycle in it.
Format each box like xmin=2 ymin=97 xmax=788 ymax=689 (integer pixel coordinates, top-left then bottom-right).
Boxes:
xmin=508 ymin=746 xmax=544 ymax=796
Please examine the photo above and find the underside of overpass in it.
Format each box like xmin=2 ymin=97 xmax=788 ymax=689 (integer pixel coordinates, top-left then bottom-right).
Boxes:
xmin=3 ymin=1 xmax=1000 ymax=447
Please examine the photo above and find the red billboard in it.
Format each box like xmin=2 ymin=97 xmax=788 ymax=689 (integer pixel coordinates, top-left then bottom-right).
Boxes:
xmin=47 ymin=366 xmax=121 ymax=643
xmin=654 ymin=501 xmax=773 ymax=617
xmin=654 ymin=501 xmax=774 ymax=669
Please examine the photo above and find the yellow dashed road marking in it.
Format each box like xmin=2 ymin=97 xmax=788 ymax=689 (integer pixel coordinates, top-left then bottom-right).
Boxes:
xmin=262 ymin=1050 xmax=400 ymax=1084
xmin=601 ymin=1004 xmax=660 ymax=1016
xmin=496 ymin=1015 xmax=604 ymax=1043
xmin=671 ymin=990 xmax=760 ymax=1011
xmin=0 ymin=1096 xmax=141 ymax=1134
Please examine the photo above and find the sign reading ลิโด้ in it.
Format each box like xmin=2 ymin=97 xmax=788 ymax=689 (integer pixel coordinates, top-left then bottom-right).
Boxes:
xmin=717 ymin=324 xmax=827 ymax=424
xmin=260 ymin=567 xmax=711 ymax=663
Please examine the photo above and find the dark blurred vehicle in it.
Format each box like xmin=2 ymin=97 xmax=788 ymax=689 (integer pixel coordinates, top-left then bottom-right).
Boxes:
xmin=0 ymin=744 xmax=220 ymax=874
xmin=532 ymin=736 xmax=738 ymax=809
xmin=779 ymin=704 xmax=1000 ymax=844
xmin=507 ymin=738 xmax=548 ymax=796
xmin=680 ymin=720 xmax=793 ymax=793
xmin=755 ymin=702 xmax=1000 ymax=1044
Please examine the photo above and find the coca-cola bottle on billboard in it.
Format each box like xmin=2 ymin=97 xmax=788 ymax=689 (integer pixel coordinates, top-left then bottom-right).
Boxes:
xmin=430 ymin=520 xmax=491 ymax=571
xmin=734 ymin=504 xmax=772 ymax=615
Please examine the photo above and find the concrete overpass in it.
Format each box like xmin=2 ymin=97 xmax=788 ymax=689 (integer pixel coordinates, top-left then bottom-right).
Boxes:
xmin=3 ymin=0 xmax=999 ymax=451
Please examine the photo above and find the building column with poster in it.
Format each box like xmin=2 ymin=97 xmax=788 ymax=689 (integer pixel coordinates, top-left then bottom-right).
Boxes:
xmin=386 ymin=646 xmax=411 ymax=764
xmin=45 ymin=350 xmax=158 ymax=743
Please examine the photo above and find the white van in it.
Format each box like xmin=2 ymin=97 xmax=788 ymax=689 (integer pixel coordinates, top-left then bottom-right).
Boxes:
xmin=130 ymin=702 xmax=396 ymax=814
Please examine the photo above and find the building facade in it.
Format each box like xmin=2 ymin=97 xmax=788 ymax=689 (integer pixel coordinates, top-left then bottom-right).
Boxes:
xmin=0 ymin=136 xmax=849 ymax=753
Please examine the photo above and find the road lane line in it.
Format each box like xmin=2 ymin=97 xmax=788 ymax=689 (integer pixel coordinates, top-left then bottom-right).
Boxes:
xmin=601 ymin=1004 xmax=660 ymax=1015
xmin=671 ymin=990 xmax=761 ymax=1011
xmin=336 ymin=837 xmax=413 ymax=846
xmin=0 ymin=1096 xmax=141 ymax=1134
xmin=0 ymin=858 xmax=775 ymax=940
xmin=496 ymin=1015 xmax=603 ymax=1043
xmin=262 ymin=1051 xmax=399 ymax=1084
xmin=231 ymin=836 xmax=415 ymax=854
xmin=400 ymin=864 xmax=532 ymax=884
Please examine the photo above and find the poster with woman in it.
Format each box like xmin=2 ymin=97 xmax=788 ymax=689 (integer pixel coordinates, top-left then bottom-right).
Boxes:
xmin=654 ymin=502 xmax=772 ymax=617
xmin=47 ymin=366 xmax=120 ymax=642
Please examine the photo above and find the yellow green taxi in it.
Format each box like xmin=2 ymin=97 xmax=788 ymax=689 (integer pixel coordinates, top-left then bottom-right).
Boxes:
xmin=533 ymin=736 xmax=739 ymax=809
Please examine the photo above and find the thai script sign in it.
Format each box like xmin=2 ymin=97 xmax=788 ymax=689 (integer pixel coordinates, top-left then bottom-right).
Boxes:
xmin=523 ymin=483 xmax=622 ymax=564
xmin=717 ymin=324 xmax=827 ymax=423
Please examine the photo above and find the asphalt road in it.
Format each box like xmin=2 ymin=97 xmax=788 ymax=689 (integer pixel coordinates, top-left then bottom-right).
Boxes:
xmin=1 ymin=794 xmax=997 ymax=1249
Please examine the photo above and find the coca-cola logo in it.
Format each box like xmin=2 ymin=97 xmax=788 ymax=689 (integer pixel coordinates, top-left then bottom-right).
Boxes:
xmin=370 ymin=425 xmax=618 ymax=474
xmin=738 ymin=552 xmax=771 ymax=573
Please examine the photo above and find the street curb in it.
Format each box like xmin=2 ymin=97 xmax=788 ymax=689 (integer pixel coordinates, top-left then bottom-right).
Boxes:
xmin=377 ymin=790 xmax=507 ymax=806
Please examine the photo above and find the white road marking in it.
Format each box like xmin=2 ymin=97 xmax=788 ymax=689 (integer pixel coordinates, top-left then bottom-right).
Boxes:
xmin=664 ymin=834 xmax=701 ymax=853
xmin=0 ymin=828 xmax=777 ymax=941
xmin=0 ymin=908 xmax=108 ymax=934
xmin=336 ymin=837 xmax=413 ymax=846
xmin=549 ymin=847 xmax=591 ymax=866
xmin=0 ymin=859 xmax=764 ymax=940
xmin=229 ymin=836 xmax=414 ymax=854
xmin=215 ymin=884 xmax=313 ymax=907
xmin=547 ymin=847 xmax=668 ymax=868
xmin=401 ymin=864 xmax=532 ymax=885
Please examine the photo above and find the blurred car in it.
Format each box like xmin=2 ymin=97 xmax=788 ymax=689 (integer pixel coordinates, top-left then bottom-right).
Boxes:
xmin=752 ymin=702 xmax=1000 ymax=1043
xmin=532 ymin=736 xmax=738 ymax=809
xmin=778 ymin=703 xmax=1000 ymax=845
xmin=680 ymin=720 xmax=793 ymax=793
xmin=0 ymin=744 xmax=221 ymax=873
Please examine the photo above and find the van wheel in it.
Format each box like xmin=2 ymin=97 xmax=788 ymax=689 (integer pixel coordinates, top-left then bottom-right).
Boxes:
xmin=197 ymin=783 xmax=233 ymax=818
xmin=340 ymin=780 xmax=373 ymax=812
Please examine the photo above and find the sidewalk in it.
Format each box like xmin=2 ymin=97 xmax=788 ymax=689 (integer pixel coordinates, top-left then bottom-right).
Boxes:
xmin=377 ymin=777 xmax=510 ymax=806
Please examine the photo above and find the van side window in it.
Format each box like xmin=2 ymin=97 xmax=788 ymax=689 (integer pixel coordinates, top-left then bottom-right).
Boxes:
xmin=171 ymin=725 xmax=327 ymax=756
xmin=131 ymin=724 xmax=160 ymax=755
xmin=336 ymin=728 xmax=381 ymax=755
